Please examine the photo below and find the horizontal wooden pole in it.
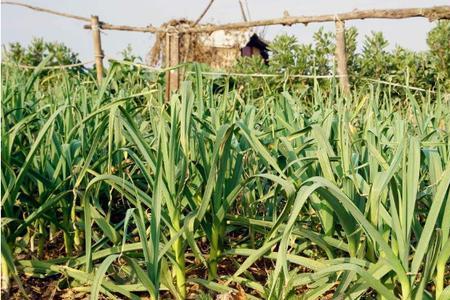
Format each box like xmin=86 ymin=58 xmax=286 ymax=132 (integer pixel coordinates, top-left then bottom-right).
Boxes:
xmin=4 ymin=1 xmax=448 ymax=34
xmin=82 ymin=5 xmax=450 ymax=33
xmin=83 ymin=22 xmax=160 ymax=33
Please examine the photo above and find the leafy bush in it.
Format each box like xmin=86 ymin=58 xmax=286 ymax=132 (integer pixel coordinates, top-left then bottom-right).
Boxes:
xmin=427 ymin=20 xmax=450 ymax=88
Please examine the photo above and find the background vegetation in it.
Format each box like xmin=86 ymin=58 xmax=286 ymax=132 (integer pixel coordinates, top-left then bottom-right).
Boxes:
xmin=233 ymin=20 xmax=450 ymax=95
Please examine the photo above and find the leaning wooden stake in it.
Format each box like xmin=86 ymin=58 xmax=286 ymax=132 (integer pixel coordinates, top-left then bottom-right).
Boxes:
xmin=165 ymin=31 xmax=180 ymax=101
xmin=335 ymin=20 xmax=350 ymax=95
xmin=91 ymin=15 xmax=104 ymax=84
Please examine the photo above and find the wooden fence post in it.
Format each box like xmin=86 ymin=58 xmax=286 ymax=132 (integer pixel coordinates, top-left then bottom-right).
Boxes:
xmin=91 ymin=15 xmax=104 ymax=84
xmin=335 ymin=20 xmax=350 ymax=95
xmin=165 ymin=31 xmax=180 ymax=101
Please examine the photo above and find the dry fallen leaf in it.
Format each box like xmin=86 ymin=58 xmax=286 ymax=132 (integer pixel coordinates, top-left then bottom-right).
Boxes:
xmin=215 ymin=284 xmax=246 ymax=300
xmin=235 ymin=284 xmax=246 ymax=300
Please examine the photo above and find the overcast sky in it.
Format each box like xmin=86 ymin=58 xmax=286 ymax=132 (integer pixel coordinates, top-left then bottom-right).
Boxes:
xmin=2 ymin=0 xmax=448 ymax=62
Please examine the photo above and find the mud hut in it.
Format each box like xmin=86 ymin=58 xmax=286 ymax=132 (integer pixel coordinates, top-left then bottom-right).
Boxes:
xmin=148 ymin=19 xmax=269 ymax=70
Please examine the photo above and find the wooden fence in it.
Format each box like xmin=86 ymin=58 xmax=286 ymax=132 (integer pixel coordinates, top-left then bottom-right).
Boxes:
xmin=3 ymin=1 xmax=450 ymax=97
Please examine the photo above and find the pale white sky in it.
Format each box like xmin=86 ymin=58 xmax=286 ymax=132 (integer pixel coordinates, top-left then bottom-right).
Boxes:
xmin=1 ymin=0 xmax=448 ymax=62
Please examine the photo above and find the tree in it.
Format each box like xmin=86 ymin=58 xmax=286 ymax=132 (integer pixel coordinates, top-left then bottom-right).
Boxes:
xmin=3 ymin=37 xmax=82 ymax=70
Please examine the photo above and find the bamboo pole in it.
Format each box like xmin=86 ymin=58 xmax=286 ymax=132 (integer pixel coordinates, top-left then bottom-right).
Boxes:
xmin=91 ymin=15 xmax=104 ymax=84
xmin=335 ymin=20 xmax=350 ymax=95
xmin=165 ymin=32 xmax=180 ymax=101
xmin=82 ymin=6 xmax=450 ymax=33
